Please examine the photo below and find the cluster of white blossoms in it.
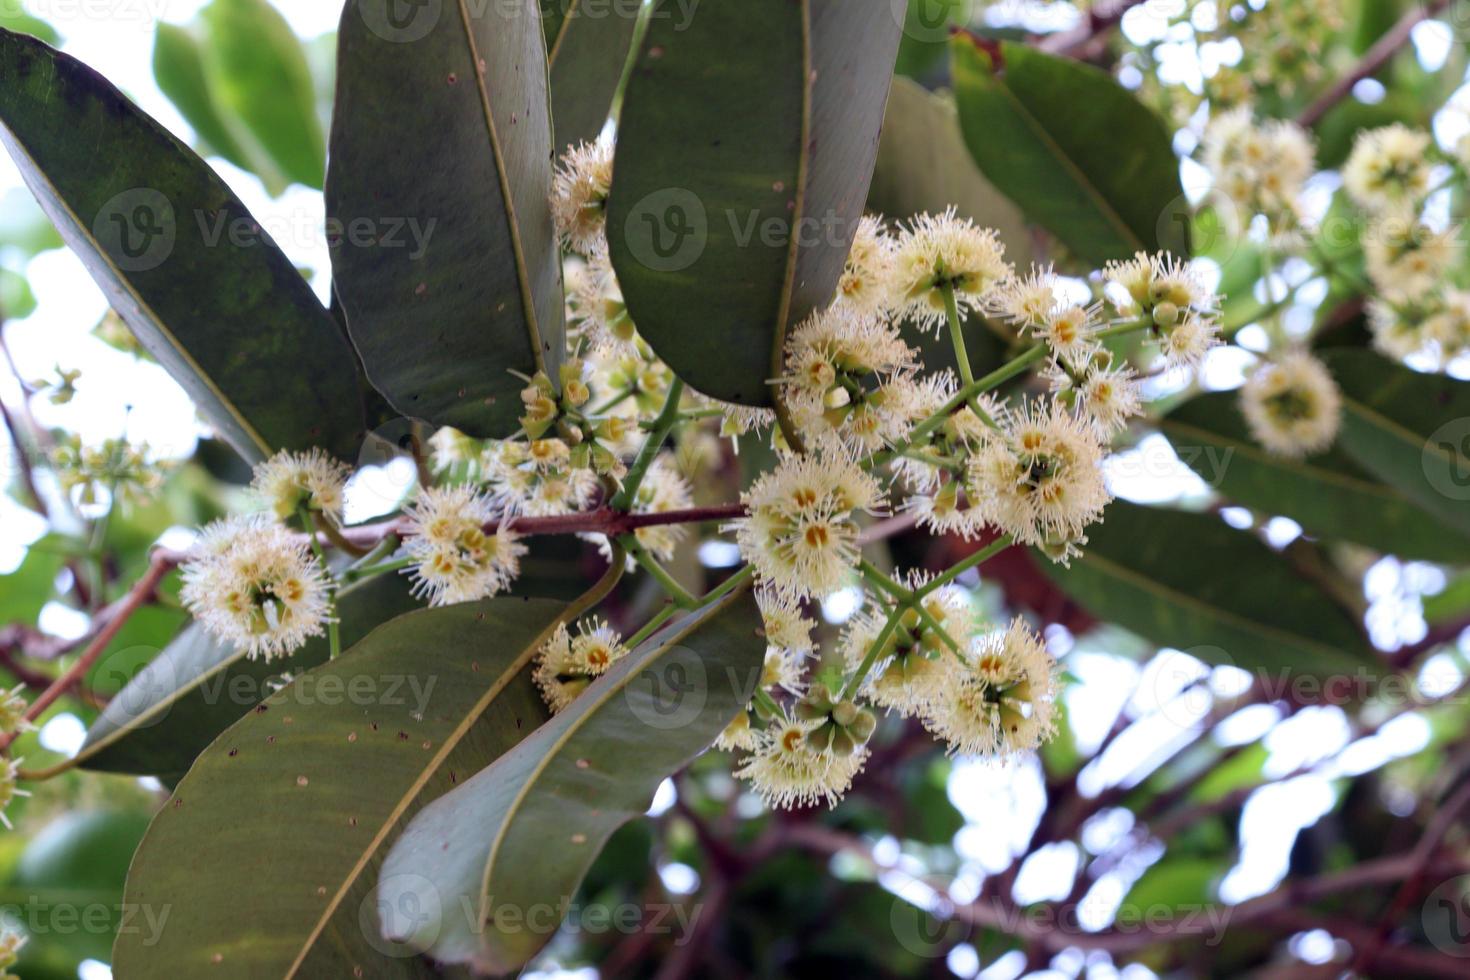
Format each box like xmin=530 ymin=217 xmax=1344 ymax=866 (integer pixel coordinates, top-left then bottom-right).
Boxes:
xmin=181 ymin=514 xmax=334 ymax=660
xmin=533 ymin=618 xmax=631 ymax=713
xmin=401 ymin=485 xmax=526 ymax=607
xmin=0 ymin=687 xmax=32 ymax=829
xmin=1339 ymin=124 xmax=1469 ymax=364
xmin=1239 ymin=350 xmax=1342 ymax=458
xmin=250 ymin=447 xmax=351 ymax=524
xmin=1202 ymin=106 xmax=1315 ymax=234
xmin=728 ymin=452 xmax=883 ymax=601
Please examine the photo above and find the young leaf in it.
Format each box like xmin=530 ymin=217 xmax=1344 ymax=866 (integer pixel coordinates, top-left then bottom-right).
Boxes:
xmin=112 ymin=597 xmax=574 ymax=978
xmin=152 ymin=24 xmax=268 ymax=187
xmin=1161 ymin=391 xmax=1470 ymax=562
xmin=377 ymin=589 xmax=761 ymax=972
xmin=950 ymin=35 xmax=1188 ymax=264
xmin=1322 ymin=349 xmax=1470 ymax=537
xmin=197 ymin=0 xmax=327 ymax=190
xmin=0 ymin=29 xmax=366 ymax=462
xmin=607 ymin=0 xmax=904 ymax=405
xmin=1043 ymin=501 xmax=1377 ymax=677
xmin=78 ymin=574 xmax=421 ymax=780
xmin=327 ymin=0 xmax=564 ymax=438
xmin=542 ymin=0 xmax=642 ymax=149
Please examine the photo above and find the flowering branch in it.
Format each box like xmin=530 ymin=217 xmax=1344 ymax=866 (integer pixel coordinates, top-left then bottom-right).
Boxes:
xmin=0 ymin=547 xmax=179 ymax=752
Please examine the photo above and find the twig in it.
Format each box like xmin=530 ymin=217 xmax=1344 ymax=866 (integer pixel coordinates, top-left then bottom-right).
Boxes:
xmin=1297 ymin=0 xmax=1451 ymax=128
xmin=0 ymin=548 xmax=179 ymax=752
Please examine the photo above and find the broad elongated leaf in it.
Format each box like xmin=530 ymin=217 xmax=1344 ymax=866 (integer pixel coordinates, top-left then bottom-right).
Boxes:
xmin=113 ymin=597 xmax=574 ymax=978
xmin=1161 ymin=391 xmax=1470 ymax=562
xmin=1044 ymin=502 xmax=1376 ymax=676
xmin=0 ymin=30 xmax=366 ymax=462
xmin=950 ymin=35 xmax=1187 ymax=264
xmin=79 ymin=574 xmax=421 ymax=780
xmin=1322 ymin=349 xmax=1470 ymax=537
xmin=198 ymin=0 xmax=326 ymax=190
xmin=607 ymin=0 xmax=904 ymax=405
xmin=378 ymin=589 xmax=762 ymax=971
xmin=542 ymin=0 xmax=641 ymax=148
xmin=327 ymin=0 xmax=564 ymax=438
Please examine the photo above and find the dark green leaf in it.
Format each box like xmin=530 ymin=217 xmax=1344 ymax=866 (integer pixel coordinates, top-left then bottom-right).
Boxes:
xmin=543 ymin=0 xmax=641 ymax=149
xmin=197 ymin=0 xmax=326 ymax=190
xmin=327 ymin=0 xmax=564 ymax=438
xmin=1043 ymin=502 xmax=1377 ymax=676
xmin=113 ymin=597 xmax=575 ymax=977
xmin=79 ymin=573 xmax=421 ymax=779
xmin=1323 ymin=349 xmax=1470 ymax=538
xmin=1161 ymin=391 xmax=1470 ymax=562
xmin=950 ymin=36 xmax=1187 ymax=264
xmin=607 ymin=0 xmax=904 ymax=405
xmin=0 ymin=30 xmax=367 ymax=462
xmin=378 ymin=589 xmax=762 ymax=972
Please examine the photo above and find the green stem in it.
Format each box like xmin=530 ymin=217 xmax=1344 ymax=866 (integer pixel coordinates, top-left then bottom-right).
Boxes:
xmin=340 ymin=557 xmax=416 ymax=584
xmin=840 ymin=604 xmax=902 ymax=703
xmin=345 ymin=534 xmax=400 ymax=574
xmin=859 ymin=559 xmax=911 ymax=601
xmin=590 ymin=388 xmax=635 ymax=416
xmin=611 ymin=377 xmax=685 ymax=511
xmin=945 ymin=284 xmax=976 ymax=388
xmin=752 ymin=687 xmax=782 ymax=719
xmin=625 ymin=603 xmax=678 ymax=649
xmin=621 ymin=534 xmax=699 ymax=608
xmin=318 ymin=517 xmax=369 ymax=557
xmin=303 ymin=509 xmax=341 ymax=659
xmin=700 ymin=564 xmax=755 ymax=605
xmin=915 ymin=535 xmax=1013 ymax=598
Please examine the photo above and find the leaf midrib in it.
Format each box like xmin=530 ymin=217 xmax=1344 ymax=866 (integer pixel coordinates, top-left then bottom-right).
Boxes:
xmin=1159 ymin=417 xmax=1411 ymax=500
xmin=282 ymin=574 xmax=618 ymax=977
xmin=973 ymin=42 xmax=1143 ymax=253
xmin=476 ymin=587 xmax=748 ymax=937
xmin=1078 ymin=550 xmax=1364 ymax=666
xmin=453 ymin=0 xmax=548 ymax=380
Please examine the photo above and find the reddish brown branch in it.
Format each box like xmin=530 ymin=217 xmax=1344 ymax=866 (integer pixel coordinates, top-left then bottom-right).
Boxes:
xmin=0 ymin=548 xmax=179 ymax=751
xmin=1297 ymin=0 xmax=1451 ymax=128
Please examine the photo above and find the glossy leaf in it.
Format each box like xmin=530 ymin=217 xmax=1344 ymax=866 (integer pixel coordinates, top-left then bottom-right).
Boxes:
xmin=113 ymin=597 xmax=572 ymax=978
xmin=0 ymin=30 xmax=366 ymax=462
xmin=78 ymin=574 xmax=421 ymax=780
xmin=1043 ymin=502 xmax=1376 ymax=676
xmin=608 ymin=0 xmax=904 ymax=405
xmin=327 ymin=0 xmax=564 ymax=438
xmin=950 ymin=36 xmax=1187 ymax=264
xmin=1161 ymin=391 xmax=1470 ymax=562
xmin=542 ymin=0 xmax=641 ymax=149
xmin=197 ymin=0 xmax=326 ymax=190
xmin=0 ymin=9 xmax=56 ymax=44
xmin=1323 ymin=349 xmax=1470 ymax=538
xmin=378 ymin=589 xmax=762 ymax=971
